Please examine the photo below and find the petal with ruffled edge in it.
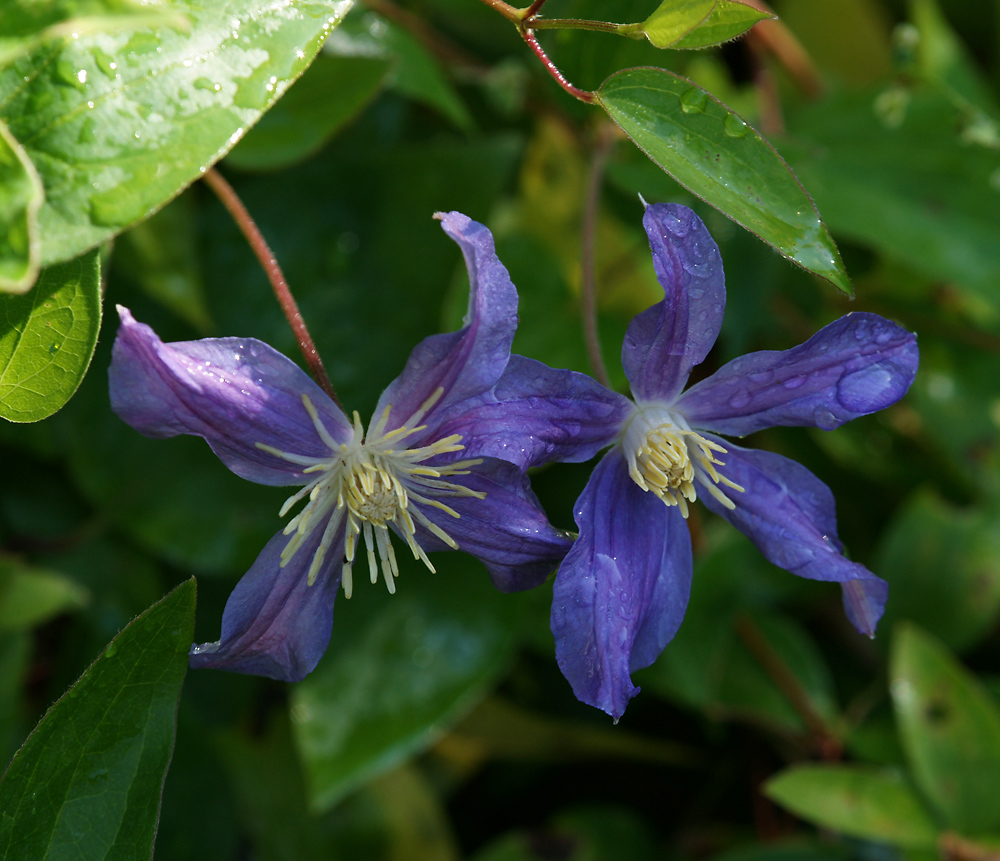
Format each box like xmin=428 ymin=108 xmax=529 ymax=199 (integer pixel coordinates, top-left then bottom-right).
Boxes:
xmin=109 ymin=307 xmax=353 ymax=486
xmin=622 ymin=203 xmax=726 ymax=404
xmin=697 ymin=440 xmax=887 ymax=635
xmin=550 ymin=452 xmax=693 ymax=720
xmin=676 ymin=313 xmax=918 ymax=436
xmin=373 ymin=213 xmax=518 ymax=440
xmin=408 ymin=457 xmax=573 ymax=594
xmin=190 ymin=528 xmax=342 ymax=681
xmin=432 ymin=356 xmax=631 ymax=470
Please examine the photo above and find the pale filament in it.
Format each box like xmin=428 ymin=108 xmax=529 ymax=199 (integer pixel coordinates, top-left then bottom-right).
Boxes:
xmin=623 ymin=405 xmax=744 ymax=516
xmin=256 ymin=388 xmax=484 ymax=598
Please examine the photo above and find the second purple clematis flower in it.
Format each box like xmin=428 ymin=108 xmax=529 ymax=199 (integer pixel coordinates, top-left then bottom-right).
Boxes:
xmin=465 ymin=202 xmax=918 ymax=720
xmin=109 ymin=212 xmax=572 ymax=683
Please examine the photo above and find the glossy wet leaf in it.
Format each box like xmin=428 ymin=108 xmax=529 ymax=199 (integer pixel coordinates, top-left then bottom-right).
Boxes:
xmin=227 ymin=53 xmax=390 ymax=172
xmin=627 ymin=0 xmax=715 ymax=48
xmin=0 ymin=249 xmax=100 ymax=422
xmin=292 ymin=552 xmax=522 ymax=812
xmin=0 ymin=579 xmax=195 ymax=860
xmin=597 ymin=68 xmax=850 ymax=293
xmin=0 ymin=0 xmax=354 ymax=268
xmin=0 ymin=557 xmax=89 ymax=632
xmin=0 ymin=0 xmax=183 ymax=68
xmin=671 ymin=1 xmax=773 ymax=49
xmin=0 ymin=121 xmax=42 ymax=294
xmin=765 ymin=765 xmax=938 ymax=849
xmin=891 ymin=623 xmax=1000 ymax=834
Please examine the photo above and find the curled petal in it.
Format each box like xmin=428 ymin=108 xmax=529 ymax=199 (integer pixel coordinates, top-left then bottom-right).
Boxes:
xmin=698 ymin=440 xmax=887 ymax=635
xmin=109 ymin=307 xmax=352 ymax=486
xmin=622 ymin=203 xmax=726 ymax=404
xmin=411 ymin=458 xmax=573 ymax=593
xmin=374 ymin=213 xmax=518 ymax=438
xmin=434 ymin=356 xmax=631 ymax=470
xmin=190 ymin=528 xmax=342 ymax=682
xmin=677 ymin=313 xmax=918 ymax=436
xmin=551 ymin=452 xmax=692 ymax=720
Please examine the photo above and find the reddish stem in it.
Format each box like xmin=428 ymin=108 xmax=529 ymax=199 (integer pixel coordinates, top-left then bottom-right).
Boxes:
xmin=522 ymin=29 xmax=595 ymax=103
xmin=203 ymin=168 xmax=341 ymax=410
xmin=524 ymin=0 xmax=549 ymax=16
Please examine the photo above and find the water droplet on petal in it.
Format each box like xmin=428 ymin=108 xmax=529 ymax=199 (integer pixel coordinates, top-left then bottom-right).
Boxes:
xmin=748 ymin=369 xmax=774 ymax=384
xmin=783 ymin=375 xmax=806 ymax=390
xmin=728 ymin=389 xmax=752 ymax=409
xmin=813 ymin=407 xmax=839 ymax=430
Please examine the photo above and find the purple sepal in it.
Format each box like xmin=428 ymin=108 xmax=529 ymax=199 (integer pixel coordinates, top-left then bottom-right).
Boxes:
xmin=189 ymin=529 xmax=342 ymax=681
xmin=109 ymin=307 xmax=352 ymax=486
xmin=372 ymin=213 xmax=518 ymax=440
xmin=697 ymin=440 xmax=887 ymax=635
xmin=622 ymin=204 xmax=726 ymax=404
xmin=434 ymin=356 xmax=631 ymax=470
xmin=551 ymin=453 xmax=692 ymax=720
xmin=412 ymin=458 xmax=573 ymax=593
xmin=677 ymin=313 xmax=919 ymax=436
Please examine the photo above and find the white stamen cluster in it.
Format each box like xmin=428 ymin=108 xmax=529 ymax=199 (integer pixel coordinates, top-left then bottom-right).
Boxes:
xmin=622 ymin=405 xmax=744 ymax=516
xmin=257 ymin=388 xmax=483 ymax=599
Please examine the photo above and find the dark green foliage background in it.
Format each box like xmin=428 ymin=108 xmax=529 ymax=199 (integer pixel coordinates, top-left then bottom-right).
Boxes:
xmin=3 ymin=0 xmax=1000 ymax=859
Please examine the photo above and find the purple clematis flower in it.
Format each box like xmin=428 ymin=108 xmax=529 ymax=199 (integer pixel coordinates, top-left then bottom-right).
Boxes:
xmin=461 ymin=202 xmax=919 ymax=719
xmin=109 ymin=211 xmax=572 ymax=683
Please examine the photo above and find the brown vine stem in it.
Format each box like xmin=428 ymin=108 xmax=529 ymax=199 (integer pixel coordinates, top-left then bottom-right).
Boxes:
xmin=203 ymin=168 xmax=341 ymax=410
xmin=734 ymin=614 xmax=842 ymax=760
xmin=580 ymin=125 xmax=616 ymax=388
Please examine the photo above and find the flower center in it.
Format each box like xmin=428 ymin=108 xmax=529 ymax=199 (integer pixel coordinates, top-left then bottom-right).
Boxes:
xmin=621 ymin=405 xmax=743 ymax=517
xmin=256 ymin=388 xmax=484 ymax=599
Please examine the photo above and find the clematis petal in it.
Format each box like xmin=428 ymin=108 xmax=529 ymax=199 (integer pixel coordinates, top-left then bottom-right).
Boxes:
xmin=373 ymin=212 xmax=518 ymax=438
xmin=550 ymin=452 xmax=693 ymax=720
xmin=676 ymin=313 xmax=918 ymax=436
xmin=190 ymin=528 xmax=341 ymax=682
xmin=698 ymin=440 xmax=887 ymax=635
xmin=622 ymin=203 xmax=726 ymax=404
xmin=410 ymin=458 xmax=573 ymax=593
xmin=433 ymin=356 xmax=631 ymax=470
xmin=110 ymin=307 xmax=352 ymax=486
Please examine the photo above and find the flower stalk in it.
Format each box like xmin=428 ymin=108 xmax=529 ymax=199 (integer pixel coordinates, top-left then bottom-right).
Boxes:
xmin=203 ymin=168 xmax=341 ymax=410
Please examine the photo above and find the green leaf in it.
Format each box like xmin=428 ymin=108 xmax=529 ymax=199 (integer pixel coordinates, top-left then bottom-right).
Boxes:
xmin=0 ymin=579 xmax=195 ymax=860
xmin=875 ymin=492 xmax=1000 ymax=654
xmin=779 ymin=87 xmax=1000 ymax=305
xmin=671 ymin=1 xmax=773 ymax=50
xmin=630 ymin=0 xmax=716 ymax=49
xmin=0 ymin=249 xmax=101 ymax=423
xmin=765 ymin=765 xmax=938 ymax=849
xmin=0 ymin=0 xmax=355 ymax=267
xmin=114 ymin=191 xmax=212 ymax=332
xmin=597 ymin=68 xmax=850 ymax=293
xmin=0 ymin=557 xmax=89 ymax=631
xmin=292 ymin=552 xmax=522 ymax=812
xmin=375 ymin=15 xmax=473 ymax=131
xmin=0 ymin=0 xmax=184 ymax=68
xmin=227 ymin=54 xmax=390 ymax=172
xmin=0 ymin=121 xmax=43 ymax=294
xmin=891 ymin=623 xmax=1000 ymax=834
